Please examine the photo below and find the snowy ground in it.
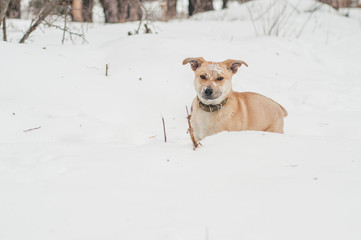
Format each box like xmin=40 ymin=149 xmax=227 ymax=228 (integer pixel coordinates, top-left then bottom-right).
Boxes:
xmin=1 ymin=0 xmax=361 ymax=239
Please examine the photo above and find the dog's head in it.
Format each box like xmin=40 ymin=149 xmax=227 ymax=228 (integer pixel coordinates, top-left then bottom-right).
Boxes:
xmin=183 ymin=57 xmax=248 ymax=105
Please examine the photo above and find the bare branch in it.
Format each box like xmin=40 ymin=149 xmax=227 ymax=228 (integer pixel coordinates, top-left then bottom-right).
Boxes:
xmin=62 ymin=6 xmax=70 ymax=44
xmin=43 ymin=19 xmax=88 ymax=43
xmin=186 ymin=106 xmax=201 ymax=150
xmin=19 ymin=0 xmax=62 ymax=43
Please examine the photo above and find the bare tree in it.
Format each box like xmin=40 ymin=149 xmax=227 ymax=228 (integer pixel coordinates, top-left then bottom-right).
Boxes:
xmin=161 ymin=0 xmax=177 ymax=21
xmin=120 ymin=0 xmax=141 ymax=22
xmin=6 ymin=0 xmax=21 ymax=18
xmin=188 ymin=0 xmax=213 ymax=16
xmin=72 ymin=0 xmax=82 ymax=21
xmin=222 ymin=0 xmax=228 ymax=9
xmin=167 ymin=0 xmax=177 ymax=18
xmin=124 ymin=0 xmax=141 ymax=21
xmin=71 ymin=0 xmax=94 ymax=22
xmin=317 ymin=0 xmax=353 ymax=9
xmin=19 ymin=0 xmax=63 ymax=43
xmin=0 ymin=0 xmax=11 ymax=27
xmin=82 ymin=0 xmax=93 ymax=22
xmin=100 ymin=0 xmax=141 ymax=23
xmin=117 ymin=0 xmax=128 ymax=22
xmin=2 ymin=15 xmax=6 ymax=40
xmin=99 ymin=0 xmax=120 ymax=23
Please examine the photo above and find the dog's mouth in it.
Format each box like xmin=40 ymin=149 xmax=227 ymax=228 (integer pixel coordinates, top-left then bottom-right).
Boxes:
xmin=203 ymin=95 xmax=218 ymax=100
xmin=199 ymin=92 xmax=224 ymax=105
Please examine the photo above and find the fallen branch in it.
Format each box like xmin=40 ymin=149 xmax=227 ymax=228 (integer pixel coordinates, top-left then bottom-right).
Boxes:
xmin=186 ymin=106 xmax=201 ymax=150
xmin=23 ymin=126 xmax=41 ymax=133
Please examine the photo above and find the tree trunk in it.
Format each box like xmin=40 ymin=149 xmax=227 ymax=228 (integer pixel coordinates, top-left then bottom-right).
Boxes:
xmin=72 ymin=0 xmax=82 ymax=21
xmin=99 ymin=0 xmax=120 ymax=23
xmin=126 ymin=0 xmax=141 ymax=21
xmin=188 ymin=0 xmax=194 ymax=16
xmin=167 ymin=0 xmax=177 ymax=18
xmin=117 ymin=0 xmax=128 ymax=22
xmin=162 ymin=0 xmax=168 ymax=21
xmin=6 ymin=0 xmax=20 ymax=18
xmin=188 ymin=0 xmax=213 ymax=16
xmin=2 ymin=15 xmax=6 ymax=40
xmin=317 ymin=0 xmax=352 ymax=9
xmin=222 ymin=0 xmax=228 ymax=9
xmin=203 ymin=0 xmax=213 ymax=11
xmin=100 ymin=0 xmax=140 ymax=23
xmin=82 ymin=0 xmax=93 ymax=22
xmin=0 ymin=0 xmax=11 ymax=27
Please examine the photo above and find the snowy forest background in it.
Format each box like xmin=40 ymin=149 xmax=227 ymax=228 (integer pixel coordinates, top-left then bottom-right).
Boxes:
xmin=1 ymin=0 xmax=361 ymax=42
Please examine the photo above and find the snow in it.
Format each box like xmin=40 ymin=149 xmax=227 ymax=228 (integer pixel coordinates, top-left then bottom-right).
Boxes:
xmin=1 ymin=0 xmax=361 ymax=239
xmin=208 ymin=63 xmax=222 ymax=74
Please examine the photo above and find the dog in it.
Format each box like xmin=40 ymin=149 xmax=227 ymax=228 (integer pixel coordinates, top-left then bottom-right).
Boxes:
xmin=183 ymin=57 xmax=288 ymax=142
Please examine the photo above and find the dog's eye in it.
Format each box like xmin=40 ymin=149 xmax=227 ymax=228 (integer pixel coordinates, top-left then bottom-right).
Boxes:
xmin=200 ymin=75 xmax=206 ymax=80
xmin=216 ymin=77 xmax=224 ymax=81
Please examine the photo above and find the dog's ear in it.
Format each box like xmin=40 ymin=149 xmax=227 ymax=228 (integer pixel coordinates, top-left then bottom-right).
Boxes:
xmin=182 ymin=57 xmax=206 ymax=71
xmin=223 ymin=59 xmax=248 ymax=74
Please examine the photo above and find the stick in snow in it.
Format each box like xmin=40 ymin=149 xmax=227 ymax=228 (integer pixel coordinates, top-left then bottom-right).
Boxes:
xmin=106 ymin=64 xmax=109 ymax=76
xmin=186 ymin=106 xmax=201 ymax=150
xmin=23 ymin=126 xmax=41 ymax=133
xmin=161 ymin=116 xmax=167 ymax=143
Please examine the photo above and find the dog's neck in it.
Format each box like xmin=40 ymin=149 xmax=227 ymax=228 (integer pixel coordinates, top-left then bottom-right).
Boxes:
xmin=198 ymin=97 xmax=229 ymax=112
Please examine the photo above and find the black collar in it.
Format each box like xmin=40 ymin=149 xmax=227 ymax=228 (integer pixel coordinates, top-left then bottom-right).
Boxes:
xmin=198 ymin=97 xmax=229 ymax=112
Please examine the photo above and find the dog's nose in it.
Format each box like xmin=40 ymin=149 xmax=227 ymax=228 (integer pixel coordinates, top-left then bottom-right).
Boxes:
xmin=204 ymin=87 xmax=213 ymax=97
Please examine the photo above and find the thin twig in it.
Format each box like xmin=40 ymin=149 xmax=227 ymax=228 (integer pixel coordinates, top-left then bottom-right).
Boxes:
xmin=161 ymin=116 xmax=167 ymax=143
xmin=23 ymin=126 xmax=41 ymax=133
xmin=19 ymin=0 xmax=61 ymax=43
xmin=296 ymin=3 xmax=321 ymax=38
xmin=246 ymin=5 xmax=258 ymax=36
xmin=267 ymin=3 xmax=287 ymax=36
xmin=186 ymin=106 xmax=201 ymax=150
xmin=44 ymin=20 xmax=88 ymax=43
xmin=62 ymin=6 xmax=70 ymax=45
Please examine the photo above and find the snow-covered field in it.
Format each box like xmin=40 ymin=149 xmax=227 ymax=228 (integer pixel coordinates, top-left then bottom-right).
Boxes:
xmin=1 ymin=0 xmax=361 ymax=239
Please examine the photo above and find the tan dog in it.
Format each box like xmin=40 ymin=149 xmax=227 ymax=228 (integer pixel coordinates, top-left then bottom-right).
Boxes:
xmin=183 ymin=57 xmax=288 ymax=141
